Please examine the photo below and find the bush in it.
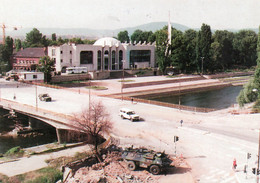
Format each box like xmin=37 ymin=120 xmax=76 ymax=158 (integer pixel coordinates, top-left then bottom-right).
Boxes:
xmin=4 ymin=146 xmax=24 ymax=157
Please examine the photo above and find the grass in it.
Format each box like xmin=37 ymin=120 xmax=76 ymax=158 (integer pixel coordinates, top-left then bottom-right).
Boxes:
xmin=118 ymin=79 xmax=135 ymax=82
xmin=86 ymin=86 xmax=108 ymax=90
xmin=4 ymin=146 xmax=24 ymax=158
xmin=45 ymin=151 xmax=92 ymax=168
xmin=0 ymin=167 xmax=63 ymax=183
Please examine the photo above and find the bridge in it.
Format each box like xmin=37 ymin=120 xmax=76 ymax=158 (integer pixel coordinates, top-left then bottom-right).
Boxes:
xmin=0 ymin=98 xmax=86 ymax=144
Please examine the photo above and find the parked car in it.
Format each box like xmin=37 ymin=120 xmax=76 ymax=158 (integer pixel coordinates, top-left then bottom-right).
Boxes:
xmin=122 ymin=147 xmax=172 ymax=175
xmin=119 ymin=108 xmax=140 ymax=121
xmin=38 ymin=93 xmax=52 ymax=102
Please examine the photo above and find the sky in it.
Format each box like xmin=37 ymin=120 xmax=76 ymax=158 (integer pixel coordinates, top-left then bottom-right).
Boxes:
xmin=0 ymin=0 xmax=260 ymax=31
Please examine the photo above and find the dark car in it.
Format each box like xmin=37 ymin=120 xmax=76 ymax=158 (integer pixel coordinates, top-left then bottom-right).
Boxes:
xmin=38 ymin=93 xmax=52 ymax=102
xmin=121 ymin=147 xmax=172 ymax=175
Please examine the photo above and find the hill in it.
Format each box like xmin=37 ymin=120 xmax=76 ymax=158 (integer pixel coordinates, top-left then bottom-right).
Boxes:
xmin=3 ymin=22 xmax=258 ymax=40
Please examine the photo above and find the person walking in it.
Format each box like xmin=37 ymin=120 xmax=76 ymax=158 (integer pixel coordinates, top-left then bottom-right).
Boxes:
xmin=233 ymin=158 xmax=237 ymax=170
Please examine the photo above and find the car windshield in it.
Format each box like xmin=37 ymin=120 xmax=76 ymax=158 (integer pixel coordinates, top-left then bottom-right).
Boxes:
xmin=127 ymin=111 xmax=135 ymax=115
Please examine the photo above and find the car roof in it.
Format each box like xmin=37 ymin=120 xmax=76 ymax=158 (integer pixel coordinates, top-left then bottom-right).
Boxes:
xmin=120 ymin=108 xmax=134 ymax=112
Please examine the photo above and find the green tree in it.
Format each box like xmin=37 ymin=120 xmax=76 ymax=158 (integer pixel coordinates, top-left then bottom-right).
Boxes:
xmin=15 ymin=39 xmax=22 ymax=52
xmin=1 ymin=36 xmax=13 ymax=71
xmin=196 ymin=24 xmax=212 ymax=73
xmin=183 ymin=29 xmax=197 ymax=73
xmin=237 ymin=26 xmax=260 ymax=107
xmin=171 ymin=29 xmax=186 ymax=72
xmin=25 ymin=28 xmax=44 ymax=47
xmin=131 ymin=29 xmax=143 ymax=43
xmin=154 ymin=26 xmax=171 ymax=74
xmin=117 ymin=30 xmax=130 ymax=43
xmin=233 ymin=30 xmax=257 ymax=68
xmin=211 ymin=30 xmax=234 ymax=71
xmin=51 ymin=33 xmax=57 ymax=41
xmin=37 ymin=56 xmax=54 ymax=83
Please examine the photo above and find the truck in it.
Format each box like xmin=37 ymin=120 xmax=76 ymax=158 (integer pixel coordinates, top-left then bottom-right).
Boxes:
xmin=121 ymin=147 xmax=172 ymax=175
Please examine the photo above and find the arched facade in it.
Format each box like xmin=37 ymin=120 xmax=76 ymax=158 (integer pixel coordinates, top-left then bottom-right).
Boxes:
xmin=48 ymin=37 xmax=155 ymax=73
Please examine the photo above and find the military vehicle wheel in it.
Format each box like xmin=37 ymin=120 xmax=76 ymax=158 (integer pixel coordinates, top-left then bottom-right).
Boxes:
xmin=150 ymin=165 xmax=160 ymax=175
xmin=127 ymin=161 xmax=136 ymax=171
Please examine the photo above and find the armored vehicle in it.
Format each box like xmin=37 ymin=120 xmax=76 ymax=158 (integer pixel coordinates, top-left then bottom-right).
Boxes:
xmin=121 ymin=147 xmax=172 ymax=175
xmin=38 ymin=93 xmax=52 ymax=102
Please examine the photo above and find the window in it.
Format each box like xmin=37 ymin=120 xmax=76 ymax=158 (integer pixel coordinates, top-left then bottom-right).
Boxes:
xmin=130 ymin=50 xmax=151 ymax=65
xmin=98 ymin=51 xmax=101 ymax=70
xmin=53 ymin=58 xmax=56 ymax=64
xmin=61 ymin=59 xmax=63 ymax=63
xmin=70 ymin=50 xmax=72 ymax=54
xmin=60 ymin=50 xmax=63 ymax=54
xmin=70 ymin=59 xmax=72 ymax=64
xmin=119 ymin=50 xmax=123 ymax=69
xmin=80 ymin=51 xmax=93 ymax=64
xmin=33 ymin=75 xmax=37 ymax=79
xmin=24 ymin=74 xmax=26 ymax=79
xmin=112 ymin=51 xmax=116 ymax=70
xmin=52 ymin=49 xmax=56 ymax=56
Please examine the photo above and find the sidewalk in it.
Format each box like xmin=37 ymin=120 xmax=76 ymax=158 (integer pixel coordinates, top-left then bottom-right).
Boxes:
xmin=0 ymin=144 xmax=91 ymax=177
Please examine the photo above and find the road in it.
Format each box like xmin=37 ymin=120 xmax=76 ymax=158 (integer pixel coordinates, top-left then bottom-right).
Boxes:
xmin=1 ymin=78 xmax=260 ymax=182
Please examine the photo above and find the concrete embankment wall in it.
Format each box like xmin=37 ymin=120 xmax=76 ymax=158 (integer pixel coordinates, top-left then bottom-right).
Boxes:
xmin=123 ymin=75 xmax=204 ymax=89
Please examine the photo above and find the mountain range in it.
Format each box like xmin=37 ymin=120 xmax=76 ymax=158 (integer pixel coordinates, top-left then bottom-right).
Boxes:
xmin=4 ymin=22 xmax=258 ymax=40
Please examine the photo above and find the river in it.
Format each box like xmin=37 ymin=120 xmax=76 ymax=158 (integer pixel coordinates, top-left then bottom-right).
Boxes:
xmin=0 ymin=108 xmax=57 ymax=154
xmin=148 ymin=85 xmax=243 ymax=109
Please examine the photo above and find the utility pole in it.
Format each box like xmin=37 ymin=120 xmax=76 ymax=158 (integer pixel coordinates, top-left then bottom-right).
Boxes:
xmin=201 ymin=57 xmax=204 ymax=75
xmin=121 ymin=60 xmax=125 ymax=101
xmin=257 ymin=128 xmax=260 ymax=183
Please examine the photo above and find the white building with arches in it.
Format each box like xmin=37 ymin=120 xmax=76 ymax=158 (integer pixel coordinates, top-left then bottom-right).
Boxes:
xmin=48 ymin=37 xmax=156 ymax=74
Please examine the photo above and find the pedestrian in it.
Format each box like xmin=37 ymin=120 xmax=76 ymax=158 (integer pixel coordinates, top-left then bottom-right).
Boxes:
xmin=233 ymin=158 xmax=237 ymax=170
xmin=180 ymin=120 xmax=183 ymax=127
xmin=131 ymin=98 xmax=134 ymax=104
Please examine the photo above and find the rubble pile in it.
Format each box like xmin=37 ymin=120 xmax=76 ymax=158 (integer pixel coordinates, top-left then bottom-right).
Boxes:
xmin=65 ymin=151 xmax=160 ymax=183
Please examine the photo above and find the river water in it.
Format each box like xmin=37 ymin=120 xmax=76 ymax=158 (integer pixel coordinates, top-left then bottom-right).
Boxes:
xmin=148 ymin=86 xmax=243 ymax=109
xmin=0 ymin=108 xmax=57 ymax=154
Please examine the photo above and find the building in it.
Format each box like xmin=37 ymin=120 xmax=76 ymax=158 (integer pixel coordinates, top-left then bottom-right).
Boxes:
xmin=17 ymin=72 xmax=44 ymax=82
xmin=48 ymin=37 xmax=156 ymax=74
xmin=12 ymin=47 xmax=47 ymax=71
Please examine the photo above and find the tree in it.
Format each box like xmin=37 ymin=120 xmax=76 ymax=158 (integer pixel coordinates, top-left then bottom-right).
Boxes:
xmin=233 ymin=30 xmax=257 ymax=68
xmin=237 ymin=26 xmax=260 ymax=107
xmin=1 ymin=36 xmax=13 ymax=71
xmin=196 ymin=24 xmax=212 ymax=73
xmin=183 ymin=29 xmax=197 ymax=73
xmin=71 ymin=101 xmax=112 ymax=152
xmin=25 ymin=28 xmax=44 ymax=47
xmin=117 ymin=30 xmax=130 ymax=43
xmin=154 ymin=26 xmax=171 ymax=74
xmin=15 ymin=39 xmax=22 ymax=52
xmin=37 ymin=56 xmax=54 ymax=83
xmin=51 ymin=33 xmax=57 ymax=41
xmin=131 ymin=29 xmax=143 ymax=43
xmin=211 ymin=30 xmax=234 ymax=71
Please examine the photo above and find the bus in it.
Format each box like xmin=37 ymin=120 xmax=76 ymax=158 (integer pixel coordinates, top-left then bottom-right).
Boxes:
xmin=66 ymin=67 xmax=88 ymax=74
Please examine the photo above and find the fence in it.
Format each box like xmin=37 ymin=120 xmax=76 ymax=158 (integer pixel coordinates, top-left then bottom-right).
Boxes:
xmin=109 ymin=95 xmax=216 ymax=113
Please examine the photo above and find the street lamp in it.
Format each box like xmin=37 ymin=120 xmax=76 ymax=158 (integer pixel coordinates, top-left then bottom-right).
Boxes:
xmin=201 ymin=57 xmax=204 ymax=75
xmin=121 ymin=60 xmax=126 ymax=101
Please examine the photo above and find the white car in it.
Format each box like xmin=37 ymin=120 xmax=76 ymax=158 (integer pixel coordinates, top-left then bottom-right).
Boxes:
xmin=119 ymin=108 xmax=140 ymax=121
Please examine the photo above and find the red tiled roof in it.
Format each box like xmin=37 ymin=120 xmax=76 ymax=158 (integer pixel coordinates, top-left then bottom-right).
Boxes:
xmin=14 ymin=48 xmax=46 ymax=58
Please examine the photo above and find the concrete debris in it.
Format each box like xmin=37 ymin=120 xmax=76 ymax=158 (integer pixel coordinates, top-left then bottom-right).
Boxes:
xmin=64 ymin=148 xmax=161 ymax=183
